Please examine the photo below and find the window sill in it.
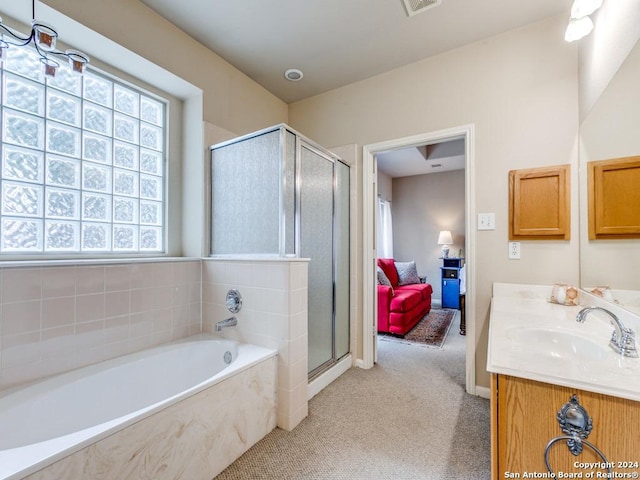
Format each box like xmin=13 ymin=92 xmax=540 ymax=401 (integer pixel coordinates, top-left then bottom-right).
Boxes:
xmin=0 ymin=256 xmax=201 ymax=268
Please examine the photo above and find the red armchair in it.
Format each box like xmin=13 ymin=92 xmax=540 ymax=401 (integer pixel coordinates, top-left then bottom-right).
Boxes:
xmin=377 ymin=258 xmax=433 ymax=335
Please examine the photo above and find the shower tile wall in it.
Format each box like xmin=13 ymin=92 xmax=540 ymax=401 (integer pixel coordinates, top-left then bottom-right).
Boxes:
xmin=0 ymin=260 xmax=202 ymax=390
xmin=201 ymin=258 xmax=309 ymax=431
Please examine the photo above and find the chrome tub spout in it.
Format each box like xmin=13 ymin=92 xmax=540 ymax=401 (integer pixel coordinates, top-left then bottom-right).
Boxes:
xmin=215 ymin=316 xmax=238 ymax=332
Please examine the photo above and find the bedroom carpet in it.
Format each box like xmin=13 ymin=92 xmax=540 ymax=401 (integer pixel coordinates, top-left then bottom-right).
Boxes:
xmin=379 ymin=308 xmax=455 ymax=348
xmin=214 ymin=311 xmax=491 ymax=480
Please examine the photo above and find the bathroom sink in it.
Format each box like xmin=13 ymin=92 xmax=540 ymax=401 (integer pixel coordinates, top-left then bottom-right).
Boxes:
xmin=506 ymin=328 xmax=609 ymax=362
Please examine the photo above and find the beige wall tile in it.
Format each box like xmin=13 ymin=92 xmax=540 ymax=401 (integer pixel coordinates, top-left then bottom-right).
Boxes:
xmin=2 ymin=300 xmax=41 ymax=335
xmin=76 ymin=266 xmax=105 ymax=295
xmin=2 ymin=268 xmax=42 ymax=303
xmin=42 ymin=267 xmax=76 ymax=299
xmin=42 ymin=297 xmax=75 ymax=329
xmin=130 ymin=263 xmax=154 ymax=289
xmin=76 ymin=293 xmax=105 ymax=324
xmin=2 ymin=331 xmax=40 ymax=368
xmin=105 ymin=265 xmax=131 ymax=292
xmin=105 ymin=290 xmax=130 ymax=318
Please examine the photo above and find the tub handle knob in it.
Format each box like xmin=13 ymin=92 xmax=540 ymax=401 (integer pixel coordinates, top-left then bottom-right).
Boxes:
xmin=226 ymin=289 xmax=242 ymax=313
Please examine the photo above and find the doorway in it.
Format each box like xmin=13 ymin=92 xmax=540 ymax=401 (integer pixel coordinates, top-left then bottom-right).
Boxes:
xmin=362 ymin=124 xmax=477 ymax=395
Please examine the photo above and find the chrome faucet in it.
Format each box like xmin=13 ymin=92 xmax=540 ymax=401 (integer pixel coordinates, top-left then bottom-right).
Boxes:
xmin=215 ymin=316 xmax=238 ymax=332
xmin=576 ymin=306 xmax=638 ymax=358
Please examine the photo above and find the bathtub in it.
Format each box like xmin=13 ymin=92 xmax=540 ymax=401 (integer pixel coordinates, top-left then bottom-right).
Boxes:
xmin=0 ymin=334 xmax=277 ymax=480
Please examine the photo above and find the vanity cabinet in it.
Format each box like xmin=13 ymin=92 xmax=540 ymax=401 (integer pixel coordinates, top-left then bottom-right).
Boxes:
xmin=491 ymin=374 xmax=640 ymax=480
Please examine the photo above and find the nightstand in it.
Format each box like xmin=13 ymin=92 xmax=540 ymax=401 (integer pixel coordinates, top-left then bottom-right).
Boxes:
xmin=440 ymin=257 xmax=464 ymax=309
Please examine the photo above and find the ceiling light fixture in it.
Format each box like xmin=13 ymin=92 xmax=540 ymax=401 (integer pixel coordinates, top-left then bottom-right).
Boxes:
xmin=284 ymin=68 xmax=303 ymax=81
xmin=565 ymin=16 xmax=594 ymax=42
xmin=571 ymin=0 xmax=603 ymax=18
xmin=0 ymin=0 xmax=90 ymax=77
xmin=564 ymin=0 xmax=603 ymax=42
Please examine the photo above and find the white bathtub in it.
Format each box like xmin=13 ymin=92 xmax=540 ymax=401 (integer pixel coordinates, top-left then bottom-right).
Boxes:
xmin=0 ymin=334 xmax=277 ymax=480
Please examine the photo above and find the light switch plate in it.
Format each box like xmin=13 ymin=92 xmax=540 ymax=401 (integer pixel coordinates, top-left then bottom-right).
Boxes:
xmin=478 ymin=213 xmax=495 ymax=230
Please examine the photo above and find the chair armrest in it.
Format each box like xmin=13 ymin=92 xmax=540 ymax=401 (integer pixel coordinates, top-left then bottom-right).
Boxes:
xmin=378 ymin=284 xmax=394 ymax=301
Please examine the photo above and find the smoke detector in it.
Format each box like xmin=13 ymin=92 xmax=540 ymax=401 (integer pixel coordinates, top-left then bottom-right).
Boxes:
xmin=403 ymin=0 xmax=442 ymax=17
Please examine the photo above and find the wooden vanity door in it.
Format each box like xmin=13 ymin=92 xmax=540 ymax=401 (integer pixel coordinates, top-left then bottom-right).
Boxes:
xmin=492 ymin=374 xmax=640 ymax=479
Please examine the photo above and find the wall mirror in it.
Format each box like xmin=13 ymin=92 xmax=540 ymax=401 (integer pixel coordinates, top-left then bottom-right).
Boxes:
xmin=579 ymin=37 xmax=640 ymax=315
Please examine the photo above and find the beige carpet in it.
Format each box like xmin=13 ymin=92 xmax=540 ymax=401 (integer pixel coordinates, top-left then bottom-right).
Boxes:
xmin=215 ymin=312 xmax=490 ymax=479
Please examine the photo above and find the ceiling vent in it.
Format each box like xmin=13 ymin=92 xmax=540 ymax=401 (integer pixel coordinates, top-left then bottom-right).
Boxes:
xmin=403 ymin=0 xmax=442 ymax=17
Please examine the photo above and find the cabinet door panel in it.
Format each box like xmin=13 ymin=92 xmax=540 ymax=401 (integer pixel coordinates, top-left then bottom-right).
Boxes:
xmin=495 ymin=375 xmax=640 ymax=479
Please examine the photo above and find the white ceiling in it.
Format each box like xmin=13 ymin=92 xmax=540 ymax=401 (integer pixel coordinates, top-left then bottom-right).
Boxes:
xmin=138 ymin=0 xmax=573 ymax=177
xmin=139 ymin=0 xmax=572 ymax=104
xmin=376 ymin=138 xmax=466 ymax=178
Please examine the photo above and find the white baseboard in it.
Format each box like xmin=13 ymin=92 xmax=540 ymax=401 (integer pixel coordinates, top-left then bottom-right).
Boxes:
xmin=308 ymin=354 xmax=352 ymax=400
xmin=475 ymin=385 xmax=491 ymax=399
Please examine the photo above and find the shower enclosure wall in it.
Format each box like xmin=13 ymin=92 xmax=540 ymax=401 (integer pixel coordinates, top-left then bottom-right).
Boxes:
xmin=210 ymin=125 xmax=349 ymax=377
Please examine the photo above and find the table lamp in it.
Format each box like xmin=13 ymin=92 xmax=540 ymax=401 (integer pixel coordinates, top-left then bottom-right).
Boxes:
xmin=437 ymin=230 xmax=453 ymax=258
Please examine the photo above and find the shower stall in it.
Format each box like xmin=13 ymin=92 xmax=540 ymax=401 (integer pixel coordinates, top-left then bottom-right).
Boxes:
xmin=210 ymin=124 xmax=350 ymax=377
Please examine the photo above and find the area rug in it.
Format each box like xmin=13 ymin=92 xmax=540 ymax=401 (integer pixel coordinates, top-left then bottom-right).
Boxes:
xmin=379 ymin=308 xmax=456 ymax=349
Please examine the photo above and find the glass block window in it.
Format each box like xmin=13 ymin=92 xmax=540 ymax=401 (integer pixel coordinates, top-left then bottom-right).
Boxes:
xmin=0 ymin=45 xmax=166 ymax=254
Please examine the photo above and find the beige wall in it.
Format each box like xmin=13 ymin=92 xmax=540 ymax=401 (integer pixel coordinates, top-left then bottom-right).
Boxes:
xmin=378 ymin=172 xmax=393 ymax=201
xmin=289 ymin=15 xmax=581 ymax=388
xmin=578 ymin=0 xmax=640 ymax=121
xmin=392 ymin=171 xmax=465 ymax=302
xmin=41 ymin=0 xmax=288 ymax=136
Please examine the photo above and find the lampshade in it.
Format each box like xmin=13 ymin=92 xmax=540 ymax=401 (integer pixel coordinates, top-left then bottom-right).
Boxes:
xmin=437 ymin=230 xmax=453 ymax=245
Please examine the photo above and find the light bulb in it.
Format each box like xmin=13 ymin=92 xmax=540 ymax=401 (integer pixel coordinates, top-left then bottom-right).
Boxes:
xmin=565 ymin=16 xmax=594 ymax=42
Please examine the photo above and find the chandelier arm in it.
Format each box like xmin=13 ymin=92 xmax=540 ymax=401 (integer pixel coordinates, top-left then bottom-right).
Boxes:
xmin=0 ymin=24 xmax=34 ymax=46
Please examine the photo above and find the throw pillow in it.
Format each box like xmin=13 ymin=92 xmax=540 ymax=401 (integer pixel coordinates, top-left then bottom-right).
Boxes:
xmin=396 ymin=261 xmax=421 ymax=286
xmin=378 ymin=258 xmax=399 ymax=286
xmin=377 ymin=266 xmax=394 ymax=295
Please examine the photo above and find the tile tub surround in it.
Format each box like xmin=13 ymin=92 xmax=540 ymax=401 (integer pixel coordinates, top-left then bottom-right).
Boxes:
xmin=202 ymin=258 xmax=309 ymax=431
xmin=0 ymin=259 xmax=202 ymax=390
xmin=23 ymin=350 xmax=277 ymax=480
xmin=0 ymin=256 xmax=311 ymax=435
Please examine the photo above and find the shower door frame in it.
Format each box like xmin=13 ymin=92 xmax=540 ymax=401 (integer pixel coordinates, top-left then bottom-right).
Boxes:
xmin=296 ymin=138 xmax=351 ymax=379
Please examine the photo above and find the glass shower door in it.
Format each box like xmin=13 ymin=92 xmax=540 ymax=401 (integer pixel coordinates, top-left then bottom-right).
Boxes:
xmin=300 ymin=144 xmax=334 ymax=375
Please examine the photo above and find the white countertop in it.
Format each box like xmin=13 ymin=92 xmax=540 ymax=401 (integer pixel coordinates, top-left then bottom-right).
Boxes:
xmin=487 ymin=283 xmax=640 ymax=402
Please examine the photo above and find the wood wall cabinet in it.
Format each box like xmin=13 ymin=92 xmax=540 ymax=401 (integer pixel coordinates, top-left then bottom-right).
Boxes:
xmin=509 ymin=165 xmax=570 ymax=240
xmin=491 ymin=374 xmax=640 ymax=480
xmin=588 ymin=156 xmax=640 ymax=239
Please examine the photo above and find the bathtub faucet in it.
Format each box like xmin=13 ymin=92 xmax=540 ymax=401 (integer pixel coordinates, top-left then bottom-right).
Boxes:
xmin=215 ymin=316 xmax=238 ymax=332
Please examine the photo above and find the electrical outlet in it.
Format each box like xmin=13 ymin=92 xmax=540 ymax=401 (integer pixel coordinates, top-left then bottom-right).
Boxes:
xmin=509 ymin=241 xmax=521 ymax=259
xmin=478 ymin=213 xmax=495 ymax=230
